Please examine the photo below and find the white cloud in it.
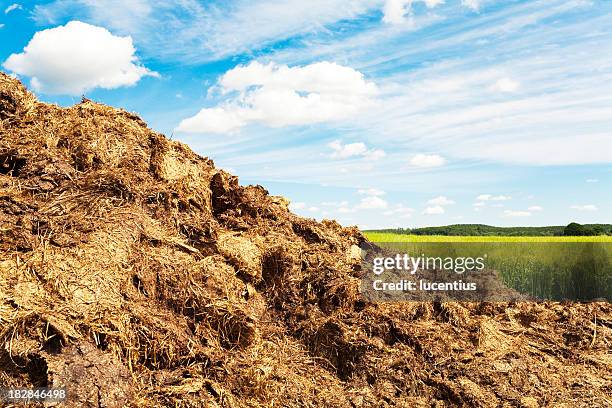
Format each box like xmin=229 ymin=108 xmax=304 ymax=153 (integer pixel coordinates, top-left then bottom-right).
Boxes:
xmin=409 ymin=154 xmax=446 ymax=168
xmin=570 ymin=204 xmax=598 ymax=212
xmin=528 ymin=205 xmax=543 ymax=212
xmin=383 ymin=0 xmax=447 ymax=24
xmin=3 ymin=21 xmax=156 ymax=95
xmin=364 ymin=149 xmax=387 ymax=160
xmin=358 ymin=188 xmax=386 ymax=196
xmin=461 ymin=0 xmax=480 ymax=11
xmin=329 ymin=140 xmax=385 ymax=160
xmin=423 ymin=205 xmax=445 ymax=215
xmin=330 ymin=141 xmax=367 ymax=158
xmin=307 ymin=206 xmax=319 ymax=212
xmin=427 ymin=195 xmax=455 ymax=206
xmin=338 ymin=206 xmax=357 ymax=213
xmin=492 ymin=195 xmax=511 ymax=201
xmin=425 ymin=0 xmax=445 ymax=7
xmin=491 ymin=77 xmax=520 ymax=93
xmin=586 ymin=178 xmax=599 ymax=183
xmin=383 ymin=0 xmax=412 ymax=24
xmin=4 ymin=3 xmax=21 ymax=14
xmin=473 ymin=202 xmax=486 ymax=207
xmin=383 ymin=205 xmax=414 ymax=218
xmin=289 ymin=202 xmax=306 ymax=211
xmin=357 ymin=196 xmax=388 ymax=209
xmin=476 ymin=194 xmax=511 ymax=201
xmin=321 ymin=200 xmax=349 ymax=207
xmin=176 ymin=61 xmax=377 ymax=134
xmin=504 ymin=210 xmax=531 ymax=217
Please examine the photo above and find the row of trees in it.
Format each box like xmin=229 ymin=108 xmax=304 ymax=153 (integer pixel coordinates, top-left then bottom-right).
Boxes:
xmin=563 ymin=223 xmax=610 ymax=236
xmin=371 ymin=223 xmax=612 ymax=236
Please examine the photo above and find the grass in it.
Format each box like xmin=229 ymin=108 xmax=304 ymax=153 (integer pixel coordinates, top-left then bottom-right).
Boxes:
xmin=364 ymin=232 xmax=612 ymax=243
xmin=363 ymin=233 xmax=612 ymax=301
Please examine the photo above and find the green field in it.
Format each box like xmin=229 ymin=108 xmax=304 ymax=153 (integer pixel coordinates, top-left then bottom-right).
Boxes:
xmin=364 ymin=232 xmax=612 ymax=243
xmin=364 ymin=233 xmax=612 ymax=301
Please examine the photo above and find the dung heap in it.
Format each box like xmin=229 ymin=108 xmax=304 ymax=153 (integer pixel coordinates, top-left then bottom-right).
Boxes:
xmin=1 ymin=72 xmax=610 ymax=408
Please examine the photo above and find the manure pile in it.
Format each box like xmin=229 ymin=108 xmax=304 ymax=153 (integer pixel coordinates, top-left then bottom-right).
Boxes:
xmin=0 ymin=72 xmax=611 ymax=407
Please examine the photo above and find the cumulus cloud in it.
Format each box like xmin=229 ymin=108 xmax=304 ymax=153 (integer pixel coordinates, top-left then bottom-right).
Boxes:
xmin=329 ymin=140 xmax=385 ymax=160
xmin=491 ymin=77 xmax=520 ymax=93
xmin=427 ymin=195 xmax=455 ymax=206
xmin=176 ymin=61 xmax=378 ymax=134
xmin=357 ymin=196 xmax=388 ymax=209
xmin=570 ymin=204 xmax=598 ymax=212
xmin=3 ymin=21 xmax=156 ymax=95
xmin=358 ymin=188 xmax=386 ymax=196
xmin=423 ymin=205 xmax=445 ymax=215
xmin=527 ymin=205 xmax=543 ymax=212
xmin=329 ymin=141 xmax=366 ymax=158
xmin=409 ymin=153 xmax=446 ymax=168
xmin=4 ymin=3 xmax=21 ymax=14
xmin=504 ymin=210 xmax=531 ymax=217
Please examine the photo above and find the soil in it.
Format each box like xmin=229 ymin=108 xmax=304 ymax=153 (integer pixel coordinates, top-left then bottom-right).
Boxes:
xmin=1 ymin=72 xmax=611 ymax=407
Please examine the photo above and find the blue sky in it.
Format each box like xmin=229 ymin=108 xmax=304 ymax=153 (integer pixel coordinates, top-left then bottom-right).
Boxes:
xmin=1 ymin=0 xmax=610 ymax=229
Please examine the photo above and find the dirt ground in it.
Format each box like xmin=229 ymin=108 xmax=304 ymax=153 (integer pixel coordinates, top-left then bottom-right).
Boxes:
xmin=1 ymin=72 xmax=610 ymax=407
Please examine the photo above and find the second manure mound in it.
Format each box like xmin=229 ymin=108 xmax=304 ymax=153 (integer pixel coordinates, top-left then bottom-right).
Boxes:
xmin=1 ymin=73 xmax=611 ymax=407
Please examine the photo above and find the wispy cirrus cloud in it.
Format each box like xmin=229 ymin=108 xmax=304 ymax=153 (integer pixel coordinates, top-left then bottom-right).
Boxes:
xmin=5 ymin=3 xmax=22 ymax=14
xmin=33 ymin=0 xmax=383 ymax=62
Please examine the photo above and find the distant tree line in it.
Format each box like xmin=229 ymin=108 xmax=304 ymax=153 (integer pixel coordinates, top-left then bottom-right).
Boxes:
xmin=563 ymin=223 xmax=610 ymax=236
xmin=368 ymin=223 xmax=612 ymax=236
